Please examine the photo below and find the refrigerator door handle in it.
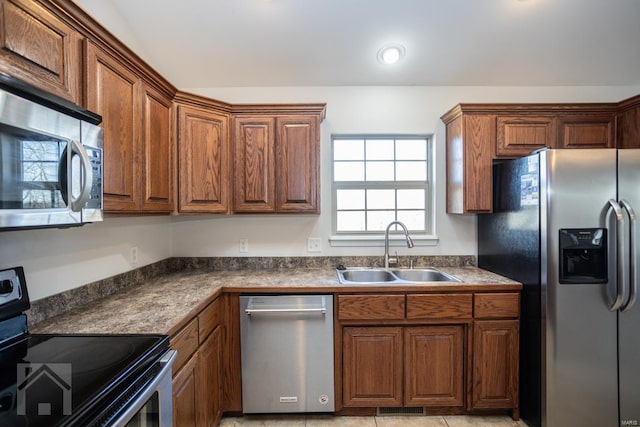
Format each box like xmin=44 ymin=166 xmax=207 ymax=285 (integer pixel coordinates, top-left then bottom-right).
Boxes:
xmin=607 ymin=199 xmax=627 ymax=312
xmin=620 ymin=199 xmax=637 ymax=312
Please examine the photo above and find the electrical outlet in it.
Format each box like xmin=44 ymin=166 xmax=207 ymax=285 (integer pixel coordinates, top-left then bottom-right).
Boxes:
xmin=307 ymin=237 xmax=322 ymax=252
xmin=131 ymin=246 xmax=138 ymax=265
xmin=239 ymin=239 xmax=249 ymax=253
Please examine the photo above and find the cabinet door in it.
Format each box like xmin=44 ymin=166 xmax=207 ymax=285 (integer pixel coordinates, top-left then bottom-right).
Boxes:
xmin=446 ymin=114 xmax=494 ymax=214
xmin=617 ymin=105 xmax=640 ymax=149
xmin=275 ymin=115 xmax=319 ymax=213
xmin=342 ymin=327 xmax=403 ymax=407
xmin=472 ymin=320 xmax=519 ymax=409
xmin=404 ymin=326 xmax=464 ymax=407
xmin=0 ymin=0 xmax=82 ymax=103
xmin=233 ymin=117 xmax=275 ymax=212
xmin=173 ymin=355 xmax=198 ymax=427
xmin=178 ymin=105 xmax=230 ymax=213
xmin=85 ymin=41 xmax=141 ymax=212
xmin=197 ymin=326 xmax=223 ymax=427
xmin=141 ymin=83 xmax=173 ymax=212
xmin=496 ymin=116 xmax=555 ymax=157
xmin=557 ymin=115 xmax=615 ymax=149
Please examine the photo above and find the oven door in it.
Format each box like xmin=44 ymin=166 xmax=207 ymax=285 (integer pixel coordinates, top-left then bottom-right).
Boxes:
xmin=0 ymin=87 xmax=94 ymax=229
xmin=110 ymin=350 xmax=176 ymax=427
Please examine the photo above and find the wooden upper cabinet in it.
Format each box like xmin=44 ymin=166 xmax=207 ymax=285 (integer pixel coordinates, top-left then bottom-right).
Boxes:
xmin=233 ymin=111 xmax=322 ymax=214
xmin=178 ymin=103 xmax=231 ymax=213
xmin=442 ymin=103 xmax=623 ymax=214
xmin=617 ymin=96 xmax=640 ymax=149
xmin=233 ymin=116 xmax=276 ymax=212
xmin=276 ymin=115 xmax=319 ymax=213
xmin=141 ymin=83 xmax=173 ymax=212
xmin=86 ymin=41 xmax=174 ymax=214
xmin=85 ymin=40 xmax=141 ymax=212
xmin=557 ymin=114 xmax=615 ymax=149
xmin=496 ymin=115 xmax=555 ymax=157
xmin=443 ymin=112 xmax=494 ymax=214
xmin=0 ymin=0 xmax=82 ymax=103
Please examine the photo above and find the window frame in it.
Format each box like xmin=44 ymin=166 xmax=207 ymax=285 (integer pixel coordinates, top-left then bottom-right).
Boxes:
xmin=329 ymin=134 xmax=437 ymax=247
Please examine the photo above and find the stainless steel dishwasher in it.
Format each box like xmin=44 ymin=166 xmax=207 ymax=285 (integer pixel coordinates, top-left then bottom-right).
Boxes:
xmin=240 ymin=295 xmax=334 ymax=413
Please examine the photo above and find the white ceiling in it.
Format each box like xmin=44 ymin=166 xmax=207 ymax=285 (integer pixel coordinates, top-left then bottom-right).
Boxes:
xmin=75 ymin=0 xmax=640 ymax=88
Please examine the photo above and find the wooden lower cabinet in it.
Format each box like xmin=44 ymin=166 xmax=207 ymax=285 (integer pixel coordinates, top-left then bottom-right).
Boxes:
xmin=196 ymin=326 xmax=223 ymax=427
xmin=404 ymin=326 xmax=464 ymax=407
xmin=172 ymin=355 xmax=197 ymax=426
xmin=171 ymin=298 xmax=223 ymax=427
xmin=342 ymin=327 xmax=403 ymax=407
xmin=342 ymin=325 xmax=465 ymax=408
xmin=472 ymin=320 xmax=519 ymax=410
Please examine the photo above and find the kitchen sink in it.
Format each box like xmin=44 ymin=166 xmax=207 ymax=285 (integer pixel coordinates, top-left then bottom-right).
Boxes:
xmin=389 ymin=268 xmax=461 ymax=283
xmin=339 ymin=269 xmax=398 ymax=283
xmin=336 ymin=267 xmax=461 ymax=285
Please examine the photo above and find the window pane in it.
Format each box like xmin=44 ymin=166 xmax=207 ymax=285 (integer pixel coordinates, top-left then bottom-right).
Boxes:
xmin=334 ymin=162 xmax=364 ymax=181
xmin=396 ymin=139 xmax=427 ymax=160
xmin=396 ymin=161 xmax=426 ymax=181
xmin=397 ymin=210 xmax=425 ymax=231
xmin=397 ymin=189 xmax=425 ymax=209
xmin=366 ymin=139 xmax=394 ymax=160
xmin=367 ymin=189 xmax=395 ymax=210
xmin=332 ymin=135 xmax=431 ymax=236
xmin=337 ymin=189 xmax=365 ymax=210
xmin=366 ymin=161 xmax=394 ymax=181
xmin=334 ymin=139 xmax=364 ymax=160
xmin=367 ymin=210 xmax=396 ymax=231
xmin=337 ymin=211 xmax=365 ymax=231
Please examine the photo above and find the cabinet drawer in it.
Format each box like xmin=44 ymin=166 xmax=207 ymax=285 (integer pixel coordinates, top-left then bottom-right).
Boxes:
xmin=198 ymin=297 xmax=222 ymax=343
xmin=407 ymin=293 xmax=472 ymax=320
xmin=338 ymin=295 xmax=405 ymax=320
xmin=474 ymin=293 xmax=520 ymax=319
xmin=170 ymin=318 xmax=199 ymax=373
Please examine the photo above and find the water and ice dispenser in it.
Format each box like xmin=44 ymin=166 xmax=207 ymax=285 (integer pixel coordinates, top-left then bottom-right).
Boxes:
xmin=559 ymin=228 xmax=608 ymax=284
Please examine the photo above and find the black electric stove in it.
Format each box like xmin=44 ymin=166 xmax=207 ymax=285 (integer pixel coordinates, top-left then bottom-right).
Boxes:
xmin=0 ymin=267 xmax=172 ymax=426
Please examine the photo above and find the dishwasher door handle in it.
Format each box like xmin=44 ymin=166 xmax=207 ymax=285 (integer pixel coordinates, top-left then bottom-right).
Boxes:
xmin=245 ymin=307 xmax=326 ymax=315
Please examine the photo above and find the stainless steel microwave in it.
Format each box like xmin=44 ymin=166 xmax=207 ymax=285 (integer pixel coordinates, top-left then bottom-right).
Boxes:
xmin=0 ymin=75 xmax=103 ymax=230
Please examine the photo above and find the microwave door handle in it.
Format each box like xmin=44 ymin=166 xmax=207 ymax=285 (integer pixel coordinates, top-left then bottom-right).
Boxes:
xmin=58 ymin=145 xmax=69 ymax=206
xmin=607 ymin=199 xmax=627 ymax=312
xmin=69 ymin=140 xmax=93 ymax=212
xmin=620 ymin=199 xmax=637 ymax=311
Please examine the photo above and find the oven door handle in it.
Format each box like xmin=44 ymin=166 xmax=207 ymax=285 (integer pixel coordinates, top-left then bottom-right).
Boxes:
xmin=110 ymin=349 xmax=177 ymax=427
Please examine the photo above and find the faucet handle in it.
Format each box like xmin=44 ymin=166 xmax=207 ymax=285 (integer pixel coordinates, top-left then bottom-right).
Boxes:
xmin=388 ymin=251 xmax=399 ymax=267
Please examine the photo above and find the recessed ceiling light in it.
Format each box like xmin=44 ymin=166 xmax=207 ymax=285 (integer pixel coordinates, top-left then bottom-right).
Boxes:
xmin=377 ymin=44 xmax=406 ymax=65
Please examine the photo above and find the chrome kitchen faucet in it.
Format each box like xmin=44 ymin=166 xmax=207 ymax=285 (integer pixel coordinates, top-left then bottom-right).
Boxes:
xmin=384 ymin=221 xmax=414 ymax=268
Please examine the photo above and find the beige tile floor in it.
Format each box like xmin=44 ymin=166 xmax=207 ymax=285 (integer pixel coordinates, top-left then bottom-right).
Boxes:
xmin=220 ymin=415 xmax=529 ymax=427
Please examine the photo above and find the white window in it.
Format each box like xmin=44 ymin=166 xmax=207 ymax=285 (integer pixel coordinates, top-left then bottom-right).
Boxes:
xmin=331 ymin=135 xmax=434 ymax=245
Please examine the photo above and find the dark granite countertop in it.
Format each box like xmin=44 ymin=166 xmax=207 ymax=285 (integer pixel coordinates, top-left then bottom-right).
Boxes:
xmin=31 ymin=266 xmax=520 ymax=336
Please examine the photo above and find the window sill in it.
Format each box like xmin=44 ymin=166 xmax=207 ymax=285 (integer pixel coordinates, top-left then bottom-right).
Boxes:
xmin=328 ymin=234 xmax=439 ymax=247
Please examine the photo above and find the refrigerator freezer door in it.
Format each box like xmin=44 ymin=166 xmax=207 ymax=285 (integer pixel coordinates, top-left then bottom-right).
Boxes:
xmin=618 ymin=149 xmax=640 ymax=426
xmin=542 ymin=149 xmax=618 ymax=427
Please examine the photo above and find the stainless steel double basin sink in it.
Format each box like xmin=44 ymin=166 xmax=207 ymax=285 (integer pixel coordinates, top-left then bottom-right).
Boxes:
xmin=336 ymin=267 xmax=461 ymax=285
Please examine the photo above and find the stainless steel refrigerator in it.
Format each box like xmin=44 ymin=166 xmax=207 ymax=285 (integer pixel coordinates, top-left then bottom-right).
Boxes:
xmin=478 ymin=148 xmax=639 ymax=427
